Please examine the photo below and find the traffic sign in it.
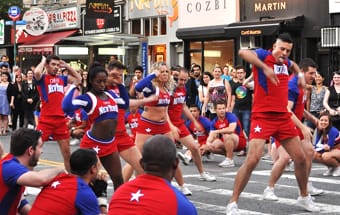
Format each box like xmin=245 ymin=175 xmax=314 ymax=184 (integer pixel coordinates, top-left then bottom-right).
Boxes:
xmin=8 ymin=6 xmax=21 ymax=20
xmin=5 ymin=20 xmax=27 ymax=26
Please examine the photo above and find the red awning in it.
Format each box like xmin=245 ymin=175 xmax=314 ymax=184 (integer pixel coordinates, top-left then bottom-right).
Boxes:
xmin=18 ymin=30 xmax=78 ymax=55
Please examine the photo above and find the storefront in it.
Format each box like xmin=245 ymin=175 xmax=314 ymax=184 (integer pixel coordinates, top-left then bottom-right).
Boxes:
xmin=176 ymin=0 xmax=239 ymax=72
xmin=128 ymin=0 xmax=182 ymax=72
xmin=177 ymin=0 xmax=329 ymax=74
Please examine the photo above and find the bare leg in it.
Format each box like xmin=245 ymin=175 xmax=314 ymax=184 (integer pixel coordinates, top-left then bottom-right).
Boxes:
xmin=268 ymin=146 xmax=290 ymax=187
xmin=229 ymin=139 xmax=265 ymax=203
xmin=281 ymin=137 xmax=308 ymax=197
xmin=180 ymin=135 xmax=204 ymax=174
xmin=174 ymin=165 xmax=184 ymax=186
xmin=57 ymin=139 xmax=71 ymax=172
xmin=100 ymin=152 xmax=123 ymax=191
xmin=120 ymin=146 xmax=143 ymax=182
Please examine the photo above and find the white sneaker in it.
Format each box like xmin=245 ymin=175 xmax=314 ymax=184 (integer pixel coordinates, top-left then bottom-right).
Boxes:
xmin=226 ymin=202 xmax=239 ymax=215
xmin=285 ymin=161 xmax=294 ymax=172
xmin=262 ymin=153 xmax=272 ymax=160
xmin=307 ymin=182 xmax=323 ymax=196
xmin=205 ymin=152 xmax=214 ymax=161
xmin=199 ymin=172 xmax=216 ymax=182
xmin=70 ymin=138 xmax=80 ymax=146
xmin=218 ymin=158 xmax=235 ymax=168
xmin=179 ymin=186 xmax=192 ymax=196
xmin=296 ymin=195 xmax=320 ymax=212
xmin=323 ymin=167 xmax=335 ymax=176
xmin=263 ymin=187 xmax=278 ymax=201
xmin=332 ymin=166 xmax=340 ymax=176
xmin=177 ymin=152 xmax=191 ymax=165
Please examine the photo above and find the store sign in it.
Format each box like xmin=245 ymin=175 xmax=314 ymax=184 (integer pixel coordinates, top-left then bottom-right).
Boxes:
xmin=141 ymin=42 xmax=148 ymax=76
xmin=0 ymin=19 xmax=4 ymax=45
xmin=241 ymin=30 xmax=262 ymax=35
xmin=242 ymin=0 xmax=300 ymax=20
xmin=23 ymin=8 xmax=49 ymax=36
xmin=178 ymin=0 xmax=239 ymax=28
xmin=46 ymin=7 xmax=80 ymax=32
xmin=85 ymin=0 xmax=121 ymax=35
xmin=329 ymin=0 xmax=340 ymax=13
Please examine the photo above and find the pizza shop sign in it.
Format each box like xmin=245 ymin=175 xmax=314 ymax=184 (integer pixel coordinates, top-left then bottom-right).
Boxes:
xmin=46 ymin=6 xmax=80 ymax=32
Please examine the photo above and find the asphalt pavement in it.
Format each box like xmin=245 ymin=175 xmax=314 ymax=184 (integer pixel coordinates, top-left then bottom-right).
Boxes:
xmin=1 ymin=133 xmax=340 ymax=215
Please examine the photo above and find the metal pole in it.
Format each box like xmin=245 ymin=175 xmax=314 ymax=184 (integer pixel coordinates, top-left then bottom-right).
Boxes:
xmin=13 ymin=20 xmax=16 ymax=66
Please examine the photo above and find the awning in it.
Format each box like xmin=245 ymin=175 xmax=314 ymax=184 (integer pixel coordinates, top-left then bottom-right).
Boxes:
xmin=176 ymin=25 xmax=227 ymax=40
xmin=224 ymin=16 xmax=304 ymax=37
xmin=18 ymin=30 xmax=78 ymax=55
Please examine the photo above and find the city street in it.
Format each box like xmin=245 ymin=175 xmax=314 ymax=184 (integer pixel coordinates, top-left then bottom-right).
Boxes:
xmin=1 ymin=134 xmax=340 ymax=215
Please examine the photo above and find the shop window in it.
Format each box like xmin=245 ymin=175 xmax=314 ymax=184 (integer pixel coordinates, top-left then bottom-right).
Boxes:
xmin=131 ymin=19 xmax=141 ymax=35
xmin=160 ymin=16 xmax=166 ymax=35
xmin=152 ymin=17 xmax=158 ymax=36
xmin=203 ymin=40 xmax=234 ymax=72
xmin=144 ymin=18 xmax=150 ymax=36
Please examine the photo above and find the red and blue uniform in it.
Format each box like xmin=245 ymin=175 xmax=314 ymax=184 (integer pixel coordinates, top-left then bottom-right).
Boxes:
xmin=185 ymin=116 xmax=211 ymax=146
xmin=0 ymin=154 xmax=29 ymax=215
xmin=108 ymin=174 xmax=197 ymax=215
xmin=35 ymin=74 xmax=69 ymax=141
xmin=73 ymin=109 xmax=89 ymax=127
xmin=250 ymin=48 xmax=298 ymax=141
xmin=210 ymin=112 xmax=246 ymax=151
xmin=125 ymin=109 xmax=143 ymax=142
xmin=62 ymin=85 xmax=119 ymax=157
xmin=168 ymin=87 xmax=191 ymax=138
xmin=288 ymin=74 xmax=306 ymax=140
xmin=107 ymin=84 xmax=135 ymax=152
xmin=314 ymin=127 xmax=340 ymax=153
xmin=30 ymin=173 xmax=99 ymax=215
xmin=135 ymin=73 xmax=171 ymax=135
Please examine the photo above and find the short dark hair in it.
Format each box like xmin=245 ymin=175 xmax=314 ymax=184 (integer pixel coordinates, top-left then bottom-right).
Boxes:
xmin=0 ymin=71 xmax=11 ymax=83
xmin=276 ymin=33 xmax=293 ymax=44
xmin=141 ymin=135 xmax=176 ymax=172
xmin=46 ymin=55 xmax=60 ymax=64
xmin=10 ymin=128 xmax=42 ymax=156
xmin=87 ymin=61 xmax=108 ymax=91
xmin=134 ymin=65 xmax=143 ymax=73
xmin=234 ymin=65 xmax=244 ymax=70
xmin=107 ymin=60 xmax=125 ymax=71
xmin=191 ymin=64 xmax=201 ymax=73
xmin=213 ymin=100 xmax=226 ymax=109
xmin=70 ymin=149 xmax=98 ymax=176
xmin=299 ymin=58 xmax=317 ymax=72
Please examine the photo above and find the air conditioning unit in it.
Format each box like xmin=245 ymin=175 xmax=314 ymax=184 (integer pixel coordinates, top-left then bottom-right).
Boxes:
xmin=321 ymin=27 xmax=340 ymax=48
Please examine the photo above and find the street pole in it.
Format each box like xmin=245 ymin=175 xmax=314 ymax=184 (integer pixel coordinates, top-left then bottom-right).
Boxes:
xmin=13 ymin=20 xmax=16 ymax=66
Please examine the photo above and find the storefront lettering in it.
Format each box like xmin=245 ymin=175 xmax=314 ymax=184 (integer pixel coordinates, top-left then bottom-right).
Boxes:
xmin=186 ymin=0 xmax=227 ymax=13
xmin=254 ymin=2 xmax=286 ymax=12
xmin=88 ymin=2 xmax=113 ymax=13
xmin=241 ymin=30 xmax=262 ymax=35
xmin=129 ymin=0 xmax=171 ymax=10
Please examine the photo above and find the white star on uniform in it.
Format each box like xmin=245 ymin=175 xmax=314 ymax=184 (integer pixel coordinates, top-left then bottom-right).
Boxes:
xmin=254 ymin=125 xmax=262 ymax=133
xmin=145 ymin=128 xmax=151 ymax=133
xmin=51 ymin=181 xmax=61 ymax=188
xmin=130 ymin=189 xmax=144 ymax=202
xmin=93 ymin=145 xmax=100 ymax=154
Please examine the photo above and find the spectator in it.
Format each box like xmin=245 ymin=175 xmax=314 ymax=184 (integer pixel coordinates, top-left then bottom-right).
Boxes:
xmin=21 ymin=69 xmax=39 ymax=128
xmin=186 ymin=64 xmax=201 ymax=106
xmin=198 ymin=71 xmax=213 ymax=118
xmin=0 ymin=72 xmax=13 ymax=135
xmin=30 ymin=149 xmax=102 ymax=214
xmin=0 ymin=128 xmax=64 ymax=214
xmin=306 ymin=72 xmax=327 ymax=129
xmin=323 ymin=71 xmax=340 ymax=130
xmin=129 ymin=65 xmax=144 ymax=99
xmin=221 ymin=65 xmax=231 ymax=81
xmin=68 ymin=108 xmax=88 ymax=146
xmin=79 ymin=69 xmax=89 ymax=94
xmin=10 ymin=73 xmax=25 ymax=131
xmin=201 ymin=65 xmax=232 ymax=119
xmin=108 ymin=135 xmax=197 ymax=215
xmin=230 ymin=65 xmax=253 ymax=138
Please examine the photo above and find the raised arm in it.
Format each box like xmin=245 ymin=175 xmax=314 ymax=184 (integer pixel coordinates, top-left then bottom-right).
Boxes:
xmin=34 ymin=56 xmax=46 ymax=81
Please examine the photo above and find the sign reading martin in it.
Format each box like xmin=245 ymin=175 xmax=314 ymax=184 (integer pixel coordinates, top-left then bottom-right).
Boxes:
xmin=84 ymin=0 xmax=121 ymax=35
